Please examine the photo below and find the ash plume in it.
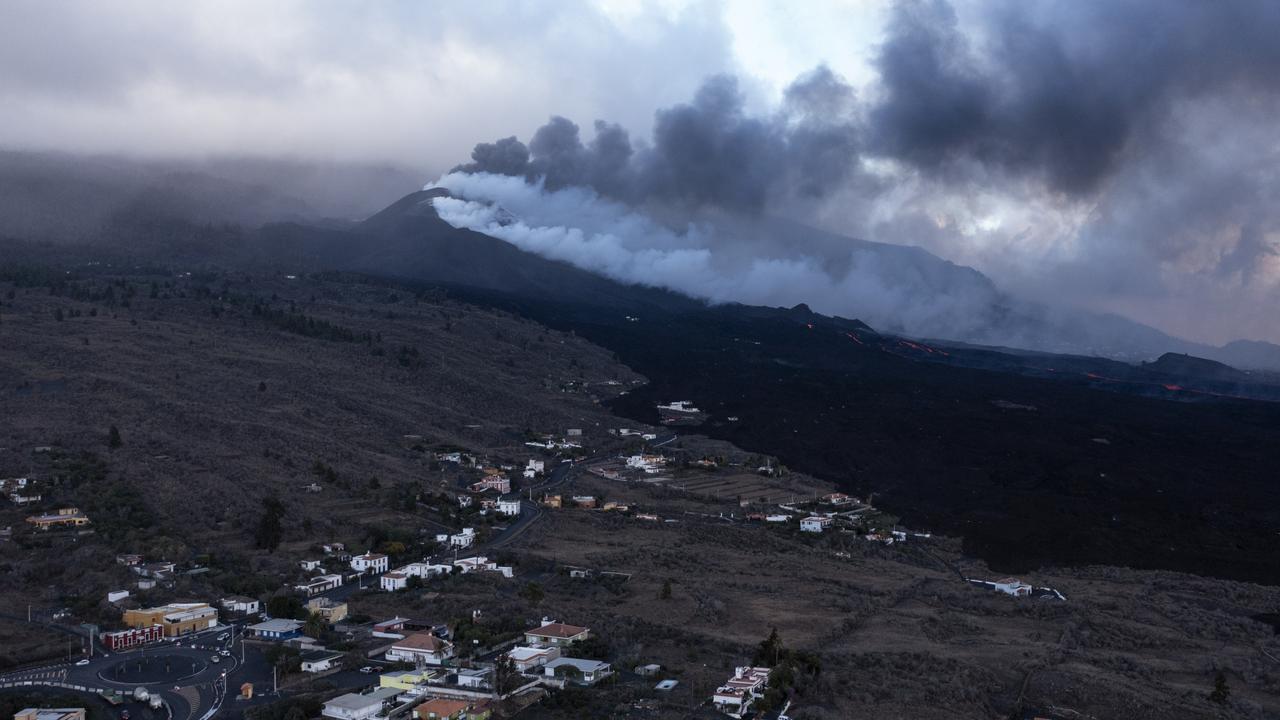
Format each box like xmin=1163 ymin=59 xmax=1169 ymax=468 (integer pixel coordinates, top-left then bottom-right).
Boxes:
xmin=443 ymin=0 xmax=1280 ymax=347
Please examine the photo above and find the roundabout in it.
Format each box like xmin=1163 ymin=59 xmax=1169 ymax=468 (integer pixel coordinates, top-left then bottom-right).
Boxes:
xmin=100 ymin=654 xmax=209 ymax=685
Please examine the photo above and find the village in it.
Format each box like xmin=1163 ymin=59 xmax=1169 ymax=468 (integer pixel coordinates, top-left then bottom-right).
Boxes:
xmin=0 ymin=409 xmax=1071 ymax=720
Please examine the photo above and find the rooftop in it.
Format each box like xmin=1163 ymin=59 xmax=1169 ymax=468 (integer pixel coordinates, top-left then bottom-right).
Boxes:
xmin=528 ymin=621 xmax=588 ymax=639
xmin=393 ymin=632 xmax=449 ymax=652
xmin=250 ymin=618 xmax=303 ymax=633
xmin=324 ymin=687 xmax=399 ymax=710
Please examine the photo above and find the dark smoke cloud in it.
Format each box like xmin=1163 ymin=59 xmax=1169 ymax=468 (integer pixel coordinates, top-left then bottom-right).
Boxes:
xmin=871 ymin=0 xmax=1280 ymax=195
xmin=445 ymin=0 xmax=1280 ymax=346
xmin=454 ymin=68 xmax=863 ymax=213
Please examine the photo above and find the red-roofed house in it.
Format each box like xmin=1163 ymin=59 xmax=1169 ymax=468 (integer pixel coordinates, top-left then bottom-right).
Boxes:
xmin=386 ymin=632 xmax=454 ymax=666
xmin=524 ymin=619 xmax=590 ymax=647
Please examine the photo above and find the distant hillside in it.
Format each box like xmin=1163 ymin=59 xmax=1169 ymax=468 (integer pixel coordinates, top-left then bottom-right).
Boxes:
xmin=0 ymin=150 xmax=425 ymax=243
xmin=0 ymin=269 xmax=639 ymax=566
xmin=1142 ymin=352 xmax=1252 ymax=383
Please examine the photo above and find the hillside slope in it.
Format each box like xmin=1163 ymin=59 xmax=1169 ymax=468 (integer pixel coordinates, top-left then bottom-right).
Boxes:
xmin=0 ymin=270 xmax=640 ymax=563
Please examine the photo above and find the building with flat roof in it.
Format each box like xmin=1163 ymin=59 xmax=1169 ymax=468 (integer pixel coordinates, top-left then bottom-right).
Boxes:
xmin=25 ymin=508 xmax=90 ymax=530
xmin=14 ymin=709 xmax=85 ymax=720
xmin=123 ymin=603 xmax=217 ymax=637
xmin=249 ymin=618 xmax=304 ymax=640
xmin=321 ymin=688 xmax=400 ymax=720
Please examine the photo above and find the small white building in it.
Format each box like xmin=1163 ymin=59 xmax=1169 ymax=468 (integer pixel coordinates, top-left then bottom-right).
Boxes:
xmin=301 ymin=649 xmax=343 ymax=673
xmin=497 ymin=496 xmax=522 ymax=516
xmin=453 ymin=556 xmax=514 ymax=578
xmin=380 ymin=562 xmax=452 ymax=591
xmin=107 ymin=590 xmax=130 ymax=603
xmin=300 ymin=559 xmax=322 ymax=571
xmin=321 ymin=688 xmax=400 ymax=720
xmin=350 ymin=553 xmax=389 ymax=575
xmin=295 ymin=574 xmax=343 ymax=597
xmin=221 ymin=596 xmax=261 ymax=615
xmin=506 ymin=645 xmax=560 ymax=672
xmin=711 ymin=666 xmax=771 ymax=718
xmin=448 ymin=528 xmax=475 ymax=548
xmin=799 ymin=516 xmax=832 ymax=533
xmin=991 ymin=577 xmax=1033 ymax=597
xmin=544 ymin=657 xmax=612 ymax=685
xmin=456 ymin=667 xmax=492 ymax=689
xmin=523 ymin=459 xmax=545 ymax=479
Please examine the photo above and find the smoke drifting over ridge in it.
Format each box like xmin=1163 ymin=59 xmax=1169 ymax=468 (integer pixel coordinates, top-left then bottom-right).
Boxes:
xmin=440 ymin=0 xmax=1280 ymax=347
xmin=454 ymin=67 xmax=861 ymax=213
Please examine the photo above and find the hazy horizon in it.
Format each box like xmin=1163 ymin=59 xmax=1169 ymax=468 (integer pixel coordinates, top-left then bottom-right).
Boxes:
xmin=6 ymin=0 xmax=1280 ymax=345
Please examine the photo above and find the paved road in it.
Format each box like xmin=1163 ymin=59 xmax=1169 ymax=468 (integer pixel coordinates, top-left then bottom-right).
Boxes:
xmin=0 ymin=623 xmax=266 ymax=720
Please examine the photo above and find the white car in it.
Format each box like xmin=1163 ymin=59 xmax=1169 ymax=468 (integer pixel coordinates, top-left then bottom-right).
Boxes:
xmin=359 ymin=666 xmax=376 ymax=674
xmin=219 ymin=650 xmax=230 ymax=657
xmin=210 ymin=656 xmax=220 ymax=664
xmin=75 ymin=659 xmax=90 ymax=666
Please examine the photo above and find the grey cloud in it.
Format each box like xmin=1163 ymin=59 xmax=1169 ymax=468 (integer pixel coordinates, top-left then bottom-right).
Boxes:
xmin=870 ymin=0 xmax=1280 ymax=195
xmin=459 ymin=69 xmax=865 ymax=213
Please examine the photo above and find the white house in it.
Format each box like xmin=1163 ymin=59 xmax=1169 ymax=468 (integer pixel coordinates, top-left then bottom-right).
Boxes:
xmin=448 ymin=528 xmax=475 ymax=548
xmin=543 ymin=657 xmax=612 ymax=685
xmin=625 ymin=455 xmax=667 ymax=473
xmin=497 ymin=497 xmax=522 ymax=516
xmin=711 ymin=666 xmax=771 ymax=718
xmin=455 ymin=667 xmax=492 ymax=689
xmin=523 ymin=459 xmax=545 ymax=479
xmin=453 ymin=556 xmax=515 ymax=578
xmin=385 ymin=632 xmax=454 ymax=666
xmin=457 ymin=495 xmax=473 ymax=508
xmin=799 ymin=516 xmax=832 ymax=533
xmin=220 ymin=596 xmax=261 ymax=615
xmin=321 ymin=688 xmax=400 ymax=720
xmin=381 ymin=562 xmax=452 ymax=591
xmin=295 ymin=574 xmax=343 ymax=596
xmin=506 ymin=645 xmax=560 ymax=672
xmin=301 ymin=649 xmax=343 ymax=673
xmin=991 ymin=578 xmax=1033 ymax=597
xmin=300 ymin=559 xmax=322 ymax=571
xmin=350 ymin=553 xmax=389 ymax=574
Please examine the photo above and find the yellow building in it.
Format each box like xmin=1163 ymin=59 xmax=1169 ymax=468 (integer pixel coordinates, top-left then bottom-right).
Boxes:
xmin=25 ymin=508 xmax=90 ymax=530
xmin=123 ymin=603 xmax=218 ymax=637
xmin=306 ymin=597 xmax=348 ymax=624
xmin=379 ymin=668 xmax=441 ymax=691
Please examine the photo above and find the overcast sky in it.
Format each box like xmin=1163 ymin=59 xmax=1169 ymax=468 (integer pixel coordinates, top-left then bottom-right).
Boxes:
xmin=5 ymin=0 xmax=1280 ymax=345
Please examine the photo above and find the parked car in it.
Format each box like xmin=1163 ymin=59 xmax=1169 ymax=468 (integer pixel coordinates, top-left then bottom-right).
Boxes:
xmin=217 ymin=633 xmax=229 ymax=640
xmin=210 ymin=656 xmax=220 ymax=663
xmin=75 ymin=659 xmax=90 ymax=666
xmin=359 ymin=666 xmax=376 ymax=673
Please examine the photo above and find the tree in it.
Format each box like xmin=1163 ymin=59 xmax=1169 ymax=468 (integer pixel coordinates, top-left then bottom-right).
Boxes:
xmin=258 ymin=381 xmax=267 ymax=392
xmin=303 ymin=611 xmax=327 ymax=640
xmin=54 ymin=307 xmax=64 ymax=321
xmin=754 ymin=628 xmax=783 ymax=667
xmin=1209 ymin=671 xmax=1230 ymax=704
xmin=520 ymin=581 xmax=545 ymax=606
xmin=255 ymin=496 xmax=287 ymax=552
xmin=659 ymin=578 xmax=672 ymax=600
xmin=494 ymin=655 xmax=521 ymax=694
xmin=108 ymin=425 xmax=123 ymax=449
xmin=266 ymin=595 xmax=307 ymax=620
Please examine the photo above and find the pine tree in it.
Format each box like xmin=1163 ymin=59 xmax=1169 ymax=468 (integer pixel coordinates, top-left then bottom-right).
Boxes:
xmin=660 ymin=578 xmax=672 ymax=600
xmin=108 ymin=425 xmax=123 ymax=449
xmin=255 ymin=496 xmax=286 ymax=552
xmin=1209 ymin=670 xmax=1231 ymax=703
